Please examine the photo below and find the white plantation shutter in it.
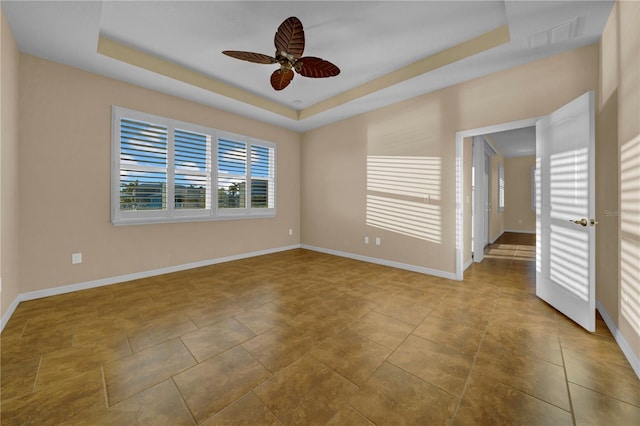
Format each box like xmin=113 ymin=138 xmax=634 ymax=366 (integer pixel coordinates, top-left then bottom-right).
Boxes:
xmin=174 ymin=128 xmax=211 ymax=212
xmin=250 ymin=144 xmax=275 ymax=209
xmin=112 ymin=107 xmax=275 ymax=225
xmin=217 ymin=138 xmax=247 ymax=210
xmin=531 ymin=165 xmax=536 ymax=211
xmin=118 ymin=117 xmax=168 ymax=213
xmin=498 ymin=162 xmax=505 ymax=212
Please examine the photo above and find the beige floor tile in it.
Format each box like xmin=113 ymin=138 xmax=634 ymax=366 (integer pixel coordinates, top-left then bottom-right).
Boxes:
xmin=0 ymin=355 xmax=40 ymax=400
xmin=128 ymin=315 xmax=198 ymax=352
xmin=0 ymin=368 xmax=106 ymax=425
xmin=349 ymin=362 xmax=457 ymax=425
xmin=1 ymin=328 xmax=73 ymax=365
xmin=388 ymin=334 xmax=473 ymax=396
xmin=311 ymin=329 xmax=391 ymax=386
xmin=104 ymin=338 xmax=196 ymax=404
xmin=91 ymin=379 xmax=195 ymax=425
xmin=569 ymin=382 xmax=640 ymax=426
xmin=563 ymin=348 xmax=640 ymax=406
xmin=474 ymin=336 xmax=571 ymax=410
xmin=37 ymin=332 xmax=132 ymax=389
xmin=326 ymin=405 xmax=375 ymax=425
xmin=254 ymin=355 xmax=358 ymax=424
xmin=374 ymin=296 xmax=433 ymax=326
xmin=200 ymin=391 xmax=279 ymax=426
xmin=289 ymin=307 xmax=354 ymax=341
xmin=242 ymin=324 xmax=317 ymax=373
xmin=180 ymin=317 xmax=255 ymax=362
xmin=347 ymin=310 xmax=414 ymax=350
xmin=173 ymin=346 xmax=271 ymax=423
xmin=233 ymin=302 xmax=296 ymax=334
xmin=185 ymin=299 xmax=245 ymax=328
xmin=413 ymin=312 xmax=485 ymax=356
xmin=1 ymin=243 xmax=636 ymax=425
xmin=560 ymin=332 xmax=633 ymax=370
xmin=453 ymin=372 xmax=573 ymax=425
xmin=483 ymin=322 xmax=563 ymax=365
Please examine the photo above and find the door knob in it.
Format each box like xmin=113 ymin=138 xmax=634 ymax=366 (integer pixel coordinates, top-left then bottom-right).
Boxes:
xmin=570 ymin=218 xmax=588 ymax=226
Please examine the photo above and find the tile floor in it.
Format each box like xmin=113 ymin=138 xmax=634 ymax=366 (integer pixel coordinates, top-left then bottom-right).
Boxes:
xmin=1 ymin=234 xmax=639 ymax=425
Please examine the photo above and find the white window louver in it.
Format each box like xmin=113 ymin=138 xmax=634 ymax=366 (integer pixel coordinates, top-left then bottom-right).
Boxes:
xmin=119 ymin=118 xmax=168 ymax=212
xmin=498 ymin=162 xmax=505 ymax=212
xmin=112 ymin=107 xmax=276 ymax=225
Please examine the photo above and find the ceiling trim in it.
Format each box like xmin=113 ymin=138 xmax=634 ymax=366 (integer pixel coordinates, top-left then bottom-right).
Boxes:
xmin=300 ymin=24 xmax=511 ymax=120
xmin=98 ymin=24 xmax=509 ymax=124
xmin=97 ymin=35 xmax=299 ymax=120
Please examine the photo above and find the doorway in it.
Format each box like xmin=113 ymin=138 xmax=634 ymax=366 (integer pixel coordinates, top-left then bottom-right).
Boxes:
xmin=456 ymin=91 xmax=596 ymax=332
xmin=455 ymin=116 xmax=542 ymax=280
xmin=470 ymin=135 xmax=502 ymax=264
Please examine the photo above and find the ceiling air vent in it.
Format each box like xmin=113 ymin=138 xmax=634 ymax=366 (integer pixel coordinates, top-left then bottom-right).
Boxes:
xmin=528 ymin=17 xmax=579 ymax=48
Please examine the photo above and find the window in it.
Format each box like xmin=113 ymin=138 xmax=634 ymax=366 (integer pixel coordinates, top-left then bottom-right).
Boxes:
xmin=216 ymin=135 xmax=276 ymax=214
xmin=531 ymin=165 xmax=536 ymax=212
xmin=112 ymin=107 xmax=276 ymax=225
xmin=498 ymin=162 xmax=505 ymax=212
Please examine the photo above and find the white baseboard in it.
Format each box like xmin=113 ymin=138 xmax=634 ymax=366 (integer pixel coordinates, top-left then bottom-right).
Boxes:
xmin=1 ymin=296 xmax=21 ymax=333
xmin=596 ymin=300 xmax=640 ymax=379
xmin=1 ymin=244 xmax=301 ymax=332
xmin=301 ymin=245 xmax=457 ymax=281
xmin=503 ymin=229 xmax=536 ymax=234
xmin=489 ymin=231 xmax=504 ymax=244
xmin=463 ymin=258 xmax=473 ymax=271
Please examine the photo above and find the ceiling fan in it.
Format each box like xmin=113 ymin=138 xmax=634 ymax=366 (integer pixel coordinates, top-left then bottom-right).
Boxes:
xmin=222 ymin=16 xmax=341 ymax=91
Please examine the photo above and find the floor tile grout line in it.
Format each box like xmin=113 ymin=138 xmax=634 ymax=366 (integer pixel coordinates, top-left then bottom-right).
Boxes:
xmin=251 ymin=387 xmax=286 ymax=425
xmin=100 ymin=366 xmax=109 ymax=409
xmin=556 ymin=313 xmax=577 ymax=426
xmin=31 ymin=355 xmax=43 ymax=393
xmin=104 ymin=344 xmax=198 ymax=408
xmin=448 ymin=296 xmax=496 ymax=426
xmin=383 ymin=355 xmax=464 ymax=400
xmin=567 ymin=380 xmax=640 ymax=409
xmin=170 ymin=376 xmax=198 ymax=425
xmin=377 ymin=306 xmax=479 ymax=412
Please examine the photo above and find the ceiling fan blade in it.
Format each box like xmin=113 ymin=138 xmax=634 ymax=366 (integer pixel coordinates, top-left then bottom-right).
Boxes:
xmin=270 ymin=69 xmax=294 ymax=91
xmin=222 ymin=51 xmax=276 ymax=64
xmin=296 ymin=57 xmax=341 ymax=78
xmin=274 ymin=17 xmax=305 ymax=59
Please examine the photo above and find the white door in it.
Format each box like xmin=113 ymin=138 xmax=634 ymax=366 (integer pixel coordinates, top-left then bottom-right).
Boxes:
xmin=484 ymin=153 xmax=490 ymax=246
xmin=472 ymin=136 xmax=485 ymax=262
xmin=536 ymin=91 xmax=596 ymax=331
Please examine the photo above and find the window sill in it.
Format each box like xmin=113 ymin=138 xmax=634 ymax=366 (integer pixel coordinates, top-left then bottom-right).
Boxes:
xmin=112 ymin=211 xmax=276 ymax=226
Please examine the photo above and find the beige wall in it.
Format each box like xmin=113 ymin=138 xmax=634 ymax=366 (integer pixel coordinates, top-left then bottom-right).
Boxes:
xmin=1 ymin=10 xmax=20 ymax=319
xmin=504 ymin=156 xmax=536 ymax=232
xmin=489 ymin=154 xmax=504 ymax=243
xmin=17 ymin=54 xmax=301 ymax=294
xmin=302 ymin=44 xmax=598 ymax=274
xmin=599 ymin=0 xmax=639 ymax=361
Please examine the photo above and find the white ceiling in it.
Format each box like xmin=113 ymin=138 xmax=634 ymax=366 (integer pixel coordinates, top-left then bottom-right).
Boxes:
xmin=2 ymin=1 xmax=613 ymax=132
xmin=487 ymin=126 xmax=536 ymax=157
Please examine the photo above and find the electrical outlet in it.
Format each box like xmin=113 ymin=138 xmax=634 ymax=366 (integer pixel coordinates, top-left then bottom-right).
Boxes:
xmin=72 ymin=253 xmax=82 ymax=264
xmin=289 ymin=228 xmax=293 ymax=236
xmin=364 ymin=236 xmax=369 ymax=244
xmin=375 ymin=237 xmax=381 ymax=246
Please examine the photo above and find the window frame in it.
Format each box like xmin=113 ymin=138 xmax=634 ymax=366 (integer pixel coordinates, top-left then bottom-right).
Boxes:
xmin=498 ymin=161 xmax=505 ymax=212
xmin=111 ymin=106 xmax=276 ymax=226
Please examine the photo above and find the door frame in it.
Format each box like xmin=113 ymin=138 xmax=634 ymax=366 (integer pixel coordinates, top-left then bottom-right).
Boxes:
xmin=471 ymin=135 xmax=497 ymax=264
xmin=455 ymin=117 xmax=543 ymax=280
